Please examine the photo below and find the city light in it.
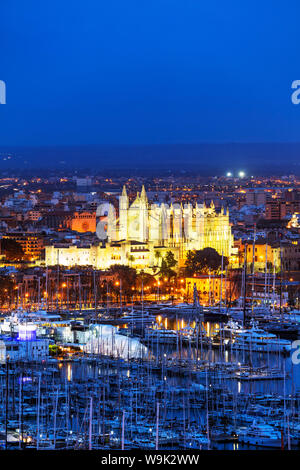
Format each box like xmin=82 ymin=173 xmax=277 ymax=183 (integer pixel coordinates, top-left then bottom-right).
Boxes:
xmin=226 ymin=172 xmax=232 ymax=177
xmin=238 ymin=171 xmax=245 ymax=178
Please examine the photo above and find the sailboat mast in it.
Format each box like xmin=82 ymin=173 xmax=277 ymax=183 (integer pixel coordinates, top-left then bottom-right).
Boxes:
xmin=208 ymin=269 xmax=211 ymax=307
xmin=36 ymin=374 xmax=41 ymax=450
xmin=224 ymin=266 xmax=228 ymax=311
xmin=120 ymin=278 xmax=122 ymax=314
xmin=243 ymin=243 xmax=248 ymax=326
xmin=220 ymin=252 xmax=224 ymax=310
xmin=56 ymin=250 xmax=60 ymax=311
xmin=272 ymin=264 xmax=276 ymax=313
xmin=89 ymin=396 xmax=93 ymax=450
xmin=121 ymin=409 xmax=125 ymax=450
xmin=53 ymin=387 xmax=58 ymax=449
xmin=106 ymin=282 xmax=109 ymax=316
xmin=5 ymin=359 xmax=9 ymax=450
xmin=155 ymin=401 xmax=159 ymax=450
xmin=264 ymin=243 xmax=268 ymax=306
xmin=280 ymin=242 xmax=283 ymax=320
xmin=251 ymin=224 xmax=256 ymax=312
xmin=45 ymin=267 xmax=48 ymax=310
xmin=93 ymin=270 xmax=97 ymax=315
xmin=18 ymin=372 xmax=22 ymax=449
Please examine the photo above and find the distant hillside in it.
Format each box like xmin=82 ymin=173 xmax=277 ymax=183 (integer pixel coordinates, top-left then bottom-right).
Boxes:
xmin=0 ymin=143 xmax=299 ymax=175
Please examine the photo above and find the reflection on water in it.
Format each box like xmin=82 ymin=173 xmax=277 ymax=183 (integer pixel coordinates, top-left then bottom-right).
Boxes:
xmin=67 ymin=363 xmax=72 ymax=382
xmin=60 ymin=317 xmax=300 ymax=398
xmin=118 ymin=315 xmax=220 ymax=338
xmin=156 ymin=315 xmax=220 ymax=337
xmin=36 ymin=315 xmax=300 ymax=452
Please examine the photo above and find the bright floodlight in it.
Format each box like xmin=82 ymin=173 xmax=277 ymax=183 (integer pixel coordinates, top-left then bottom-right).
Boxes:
xmin=238 ymin=171 xmax=245 ymax=178
xmin=226 ymin=172 xmax=232 ymax=177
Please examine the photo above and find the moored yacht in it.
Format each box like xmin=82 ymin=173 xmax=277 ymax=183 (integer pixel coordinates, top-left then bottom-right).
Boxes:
xmin=143 ymin=327 xmax=178 ymax=344
xmin=233 ymin=323 xmax=292 ymax=353
xmin=120 ymin=310 xmax=156 ymax=325
xmin=238 ymin=421 xmax=282 ymax=448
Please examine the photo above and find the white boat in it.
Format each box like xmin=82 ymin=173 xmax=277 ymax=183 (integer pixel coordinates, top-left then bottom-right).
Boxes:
xmin=144 ymin=328 xmax=178 ymax=344
xmin=223 ymin=320 xmax=246 ymax=335
xmin=121 ymin=311 xmax=156 ymax=324
xmin=160 ymin=303 xmax=203 ymax=315
xmin=233 ymin=324 xmax=291 ymax=353
xmin=230 ymin=305 xmax=272 ymax=320
xmin=238 ymin=422 xmax=282 ymax=448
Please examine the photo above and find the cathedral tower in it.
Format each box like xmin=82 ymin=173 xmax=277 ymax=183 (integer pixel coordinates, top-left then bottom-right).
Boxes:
xmin=119 ymin=185 xmax=129 ymax=240
xmin=139 ymin=185 xmax=148 ymax=241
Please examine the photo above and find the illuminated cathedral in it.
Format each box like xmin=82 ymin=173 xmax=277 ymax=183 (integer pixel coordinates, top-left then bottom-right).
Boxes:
xmin=108 ymin=186 xmax=232 ymax=253
xmin=45 ymin=186 xmax=234 ymax=271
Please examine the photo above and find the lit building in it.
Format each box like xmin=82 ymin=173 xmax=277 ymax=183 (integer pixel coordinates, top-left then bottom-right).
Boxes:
xmin=116 ymin=186 xmax=233 ymax=255
xmin=242 ymin=241 xmax=281 ymax=271
xmin=240 ymin=240 xmax=300 ymax=274
xmin=2 ymin=232 xmax=44 ymax=260
xmin=70 ymin=211 xmax=96 ymax=233
xmin=265 ymin=196 xmax=287 ymax=220
xmin=0 ymin=325 xmax=49 ymax=363
xmin=185 ymin=274 xmax=240 ymax=305
xmin=245 ymin=190 xmax=267 ymax=207
xmin=45 ymin=186 xmax=234 ymax=271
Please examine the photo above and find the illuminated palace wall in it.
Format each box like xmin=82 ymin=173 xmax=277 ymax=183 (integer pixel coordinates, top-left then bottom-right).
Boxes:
xmin=45 ymin=187 xmax=234 ymax=271
xmin=45 ymin=241 xmax=179 ymax=271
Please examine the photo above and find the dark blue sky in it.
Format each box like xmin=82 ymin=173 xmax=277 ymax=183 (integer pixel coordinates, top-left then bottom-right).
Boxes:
xmin=1 ymin=0 xmax=300 ymax=148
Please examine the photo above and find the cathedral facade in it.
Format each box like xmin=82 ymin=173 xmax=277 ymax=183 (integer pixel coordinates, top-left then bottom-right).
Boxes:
xmin=45 ymin=186 xmax=234 ymax=271
xmin=110 ymin=186 xmax=233 ymax=256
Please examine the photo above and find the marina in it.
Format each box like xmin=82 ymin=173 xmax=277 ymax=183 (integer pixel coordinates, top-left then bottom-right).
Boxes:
xmin=0 ymin=297 xmax=300 ymax=451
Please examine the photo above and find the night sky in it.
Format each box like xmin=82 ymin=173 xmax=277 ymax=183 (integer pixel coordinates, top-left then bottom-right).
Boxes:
xmin=1 ymin=1 xmax=300 ymax=171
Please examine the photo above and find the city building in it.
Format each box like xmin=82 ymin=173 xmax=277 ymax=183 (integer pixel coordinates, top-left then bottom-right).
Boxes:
xmin=1 ymin=232 xmax=44 ymax=260
xmin=186 ymin=274 xmax=240 ymax=305
xmin=281 ymin=241 xmax=300 ymax=273
xmin=242 ymin=241 xmax=281 ymax=271
xmin=245 ymin=189 xmax=267 ymax=206
xmin=70 ymin=211 xmax=96 ymax=233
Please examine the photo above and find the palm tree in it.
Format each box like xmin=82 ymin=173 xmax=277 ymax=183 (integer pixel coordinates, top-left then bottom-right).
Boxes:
xmin=128 ymin=254 xmax=135 ymax=267
xmin=154 ymin=250 xmax=161 ymax=267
